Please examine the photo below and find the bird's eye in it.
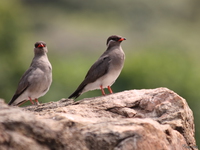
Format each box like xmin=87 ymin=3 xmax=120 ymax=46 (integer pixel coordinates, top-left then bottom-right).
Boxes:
xmin=35 ymin=44 xmax=39 ymax=48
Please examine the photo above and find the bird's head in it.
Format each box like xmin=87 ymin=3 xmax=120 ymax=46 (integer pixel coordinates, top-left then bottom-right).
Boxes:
xmin=106 ymin=35 xmax=126 ymax=47
xmin=34 ymin=41 xmax=48 ymax=54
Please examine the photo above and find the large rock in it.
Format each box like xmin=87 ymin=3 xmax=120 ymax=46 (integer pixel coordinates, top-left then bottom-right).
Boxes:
xmin=0 ymin=88 xmax=197 ymax=150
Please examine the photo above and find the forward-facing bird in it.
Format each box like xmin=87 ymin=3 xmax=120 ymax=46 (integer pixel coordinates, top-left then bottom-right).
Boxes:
xmin=8 ymin=41 xmax=52 ymax=106
xmin=68 ymin=35 xmax=126 ymax=99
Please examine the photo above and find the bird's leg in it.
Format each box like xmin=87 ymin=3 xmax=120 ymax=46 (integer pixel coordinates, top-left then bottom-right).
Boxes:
xmin=35 ymin=99 xmax=40 ymax=105
xmin=107 ymin=86 xmax=113 ymax=94
xmin=28 ymin=97 xmax=35 ymax=105
xmin=100 ymin=85 xmax=106 ymax=95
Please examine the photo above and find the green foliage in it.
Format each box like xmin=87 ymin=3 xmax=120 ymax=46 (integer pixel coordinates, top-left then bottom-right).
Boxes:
xmin=0 ymin=1 xmax=26 ymax=101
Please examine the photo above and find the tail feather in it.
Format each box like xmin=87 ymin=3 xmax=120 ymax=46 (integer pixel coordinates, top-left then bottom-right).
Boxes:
xmin=68 ymin=83 xmax=86 ymax=99
xmin=68 ymin=90 xmax=81 ymax=99
xmin=9 ymin=100 xmax=27 ymax=106
xmin=8 ymin=86 xmax=28 ymax=106
xmin=8 ymin=94 xmax=20 ymax=105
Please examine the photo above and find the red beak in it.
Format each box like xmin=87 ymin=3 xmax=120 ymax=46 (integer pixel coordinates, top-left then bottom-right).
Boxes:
xmin=37 ymin=44 xmax=44 ymax=48
xmin=118 ymin=38 xmax=126 ymax=42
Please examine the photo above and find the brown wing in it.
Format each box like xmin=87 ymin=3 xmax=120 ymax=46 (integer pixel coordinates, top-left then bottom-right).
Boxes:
xmin=85 ymin=55 xmax=111 ymax=82
xmin=68 ymin=55 xmax=111 ymax=99
xmin=8 ymin=67 xmax=35 ymax=105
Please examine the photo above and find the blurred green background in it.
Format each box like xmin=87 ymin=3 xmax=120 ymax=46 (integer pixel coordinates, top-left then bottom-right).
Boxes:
xmin=0 ymin=0 xmax=199 ymax=146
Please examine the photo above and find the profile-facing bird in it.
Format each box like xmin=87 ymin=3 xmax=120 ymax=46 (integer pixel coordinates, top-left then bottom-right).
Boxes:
xmin=8 ymin=41 xmax=52 ymax=106
xmin=68 ymin=35 xmax=126 ymax=99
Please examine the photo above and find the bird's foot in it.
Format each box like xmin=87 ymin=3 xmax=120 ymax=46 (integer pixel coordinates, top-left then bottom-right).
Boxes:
xmin=35 ymin=99 xmax=40 ymax=105
xmin=107 ymin=86 xmax=113 ymax=94
xmin=100 ymin=85 xmax=106 ymax=95
xmin=28 ymin=97 xmax=35 ymax=105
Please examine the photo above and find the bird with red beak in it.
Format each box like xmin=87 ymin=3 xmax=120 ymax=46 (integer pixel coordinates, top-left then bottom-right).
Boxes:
xmin=8 ymin=41 xmax=52 ymax=106
xmin=68 ymin=35 xmax=126 ymax=99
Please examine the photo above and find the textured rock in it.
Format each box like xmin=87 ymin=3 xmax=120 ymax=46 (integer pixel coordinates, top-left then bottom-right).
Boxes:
xmin=0 ymin=88 xmax=197 ymax=150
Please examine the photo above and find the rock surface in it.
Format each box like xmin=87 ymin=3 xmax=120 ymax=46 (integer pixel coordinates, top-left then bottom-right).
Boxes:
xmin=0 ymin=88 xmax=197 ymax=150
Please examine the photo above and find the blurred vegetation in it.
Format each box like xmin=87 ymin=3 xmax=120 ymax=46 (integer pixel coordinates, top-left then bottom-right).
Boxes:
xmin=0 ymin=0 xmax=200 ymax=146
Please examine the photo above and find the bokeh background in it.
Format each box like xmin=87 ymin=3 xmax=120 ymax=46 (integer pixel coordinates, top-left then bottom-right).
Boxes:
xmin=0 ymin=0 xmax=199 ymax=146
